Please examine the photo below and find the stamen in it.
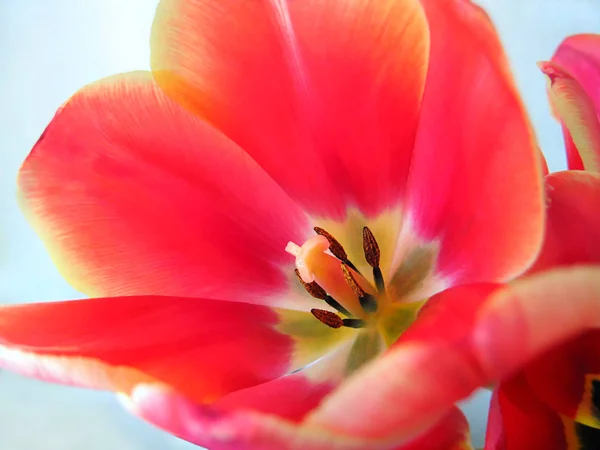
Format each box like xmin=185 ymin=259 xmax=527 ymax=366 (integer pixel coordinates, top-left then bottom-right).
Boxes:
xmin=342 ymin=318 xmax=366 ymax=329
xmin=341 ymin=264 xmax=378 ymax=313
xmin=314 ymin=227 xmax=360 ymax=273
xmin=363 ymin=226 xmax=385 ymax=292
xmin=311 ymin=309 xmax=343 ymax=328
xmin=362 ymin=227 xmax=380 ymax=267
xmin=294 ymin=269 xmax=327 ymax=299
xmin=313 ymin=227 xmax=347 ymax=260
xmin=294 ymin=269 xmax=351 ymax=317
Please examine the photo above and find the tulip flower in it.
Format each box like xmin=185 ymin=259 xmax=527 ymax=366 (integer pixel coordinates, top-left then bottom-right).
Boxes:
xmin=0 ymin=0 xmax=548 ymax=448
xmin=481 ymin=34 xmax=600 ymax=449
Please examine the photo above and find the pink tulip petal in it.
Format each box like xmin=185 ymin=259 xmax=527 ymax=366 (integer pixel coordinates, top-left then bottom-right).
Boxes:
xmin=151 ymin=0 xmax=430 ymax=218
xmin=125 ymin=382 xmax=472 ymax=450
xmin=540 ymin=60 xmax=600 ymax=172
xmin=408 ymin=0 xmax=544 ymax=283
xmin=474 ymin=266 xmax=600 ymax=381
xmin=485 ymin=375 xmax=573 ymax=450
xmin=529 ymin=170 xmax=600 ymax=272
xmin=0 ymin=295 xmax=353 ymax=405
xmin=126 ymin=385 xmax=361 ymax=450
xmin=553 ymin=34 xmax=600 ymax=121
xmin=18 ymin=72 xmax=311 ymax=307
xmin=398 ymin=407 xmax=473 ymax=450
xmin=549 ymin=34 xmax=600 ymax=171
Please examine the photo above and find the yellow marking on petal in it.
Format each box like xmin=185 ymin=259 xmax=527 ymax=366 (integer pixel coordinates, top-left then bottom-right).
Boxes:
xmin=311 ymin=207 xmax=403 ymax=284
xmin=378 ymin=299 xmax=427 ymax=347
xmin=17 ymin=190 xmax=97 ymax=296
xmin=576 ymin=374 xmax=600 ymax=428
xmin=561 ymin=414 xmax=600 ymax=450
xmin=459 ymin=437 xmax=475 ymax=450
xmin=276 ymin=309 xmax=356 ymax=369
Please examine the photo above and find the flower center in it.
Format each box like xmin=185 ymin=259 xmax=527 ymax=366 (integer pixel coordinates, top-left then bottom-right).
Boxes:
xmin=285 ymin=216 xmax=444 ymax=352
xmin=286 ymin=226 xmax=397 ymax=329
xmin=283 ymin=214 xmax=444 ymax=374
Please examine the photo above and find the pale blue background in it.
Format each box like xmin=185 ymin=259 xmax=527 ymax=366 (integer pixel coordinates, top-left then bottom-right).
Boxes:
xmin=0 ymin=1 xmax=599 ymax=449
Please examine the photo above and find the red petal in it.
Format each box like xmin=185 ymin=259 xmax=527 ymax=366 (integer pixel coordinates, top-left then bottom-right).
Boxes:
xmin=525 ymin=331 xmax=600 ymax=428
xmin=18 ymin=72 xmax=310 ymax=307
xmin=529 ymin=171 xmax=600 ymax=271
xmin=563 ymin=128 xmax=586 ymax=171
xmin=408 ymin=0 xmax=544 ymax=282
xmin=214 ymin=340 xmax=360 ymax=422
xmin=539 ymin=60 xmax=600 ymax=172
xmin=399 ymin=407 xmax=472 ymax=450
xmin=485 ymin=375 xmax=570 ymax=450
xmin=0 ymin=296 xmax=348 ymax=405
xmin=151 ymin=0 xmax=430 ymax=218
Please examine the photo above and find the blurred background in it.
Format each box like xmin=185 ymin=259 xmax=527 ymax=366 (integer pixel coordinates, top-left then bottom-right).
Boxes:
xmin=0 ymin=0 xmax=599 ymax=448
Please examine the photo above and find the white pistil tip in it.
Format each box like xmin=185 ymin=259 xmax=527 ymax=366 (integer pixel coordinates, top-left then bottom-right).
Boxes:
xmin=285 ymin=241 xmax=302 ymax=257
xmin=285 ymin=240 xmax=314 ymax=282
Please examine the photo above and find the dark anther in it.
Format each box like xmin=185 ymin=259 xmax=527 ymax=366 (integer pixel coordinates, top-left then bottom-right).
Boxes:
xmin=311 ymin=309 xmax=343 ymax=328
xmin=342 ymin=318 xmax=366 ymax=329
xmin=362 ymin=227 xmax=380 ymax=267
xmin=314 ymin=227 xmax=347 ymax=260
xmin=363 ymin=226 xmax=385 ymax=292
xmin=294 ymin=270 xmax=351 ymax=317
xmin=314 ymin=227 xmax=360 ymax=274
xmin=294 ymin=269 xmax=327 ymax=299
xmin=341 ymin=264 xmax=378 ymax=313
